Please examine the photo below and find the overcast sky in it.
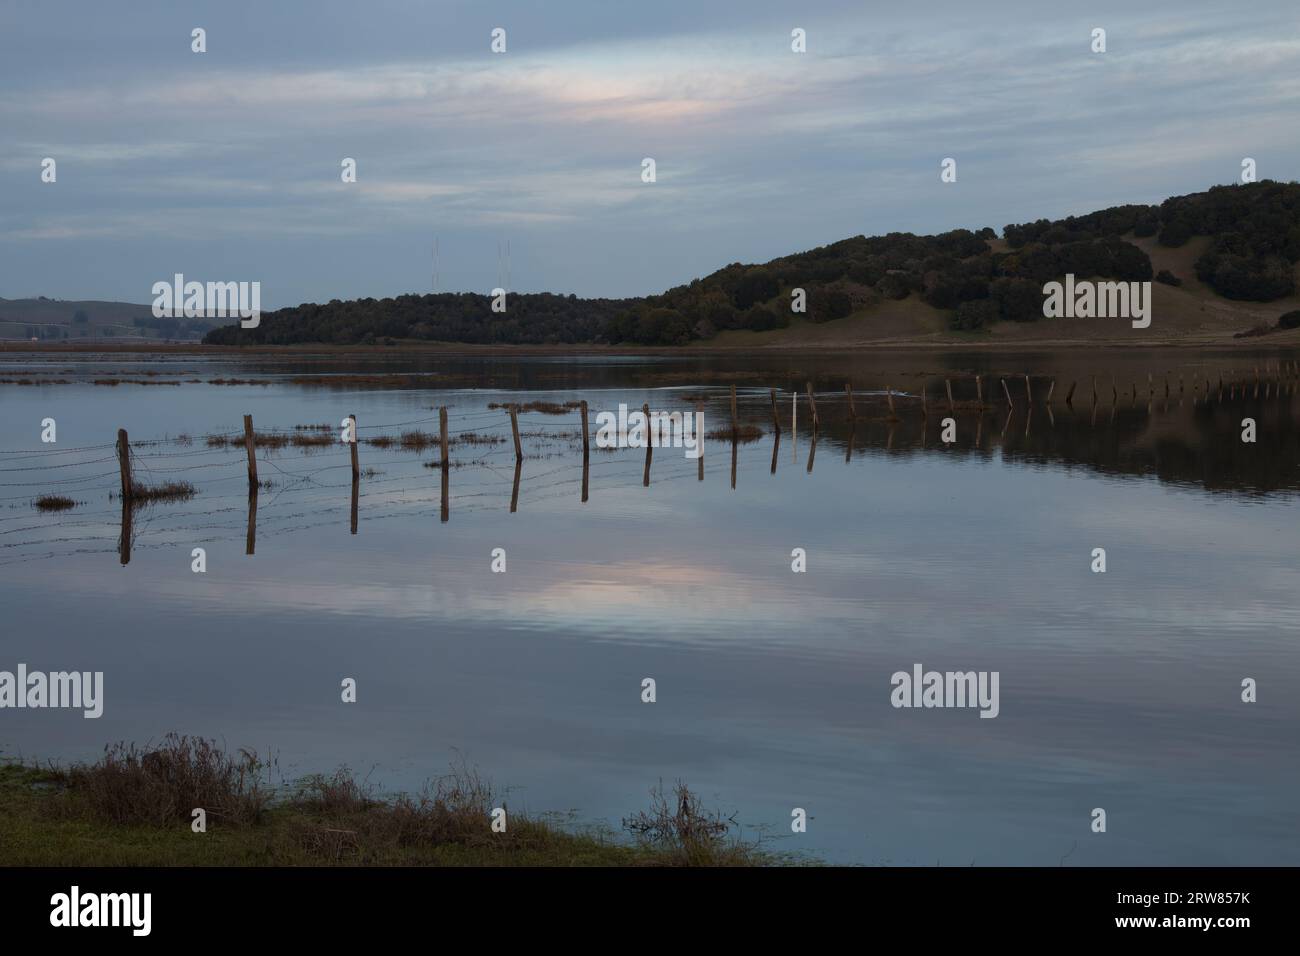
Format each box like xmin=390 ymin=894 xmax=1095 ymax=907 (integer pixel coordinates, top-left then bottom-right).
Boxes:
xmin=2 ymin=0 xmax=1298 ymax=308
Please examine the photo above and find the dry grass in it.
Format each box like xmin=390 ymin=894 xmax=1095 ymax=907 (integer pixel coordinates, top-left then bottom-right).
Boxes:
xmin=3 ymin=742 xmax=785 ymax=866
xmin=455 ymin=432 xmax=504 ymax=445
xmin=488 ymin=400 xmax=583 ymax=415
xmin=206 ymin=431 xmax=336 ymax=449
xmin=127 ymin=481 xmax=197 ymax=503
xmin=33 ymin=495 xmax=77 ymax=511
xmin=50 ymin=735 xmax=272 ymax=828
xmin=622 ymin=780 xmax=758 ymax=866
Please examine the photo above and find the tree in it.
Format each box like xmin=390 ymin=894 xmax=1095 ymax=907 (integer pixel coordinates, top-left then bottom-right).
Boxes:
xmin=732 ymin=270 xmax=778 ymax=310
xmin=1158 ymin=220 xmax=1192 ymax=247
xmin=953 ymin=298 xmax=998 ymax=330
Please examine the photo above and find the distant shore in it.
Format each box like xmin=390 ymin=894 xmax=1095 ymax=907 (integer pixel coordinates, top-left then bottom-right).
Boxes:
xmin=3 ymin=333 xmax=1299 ymax=357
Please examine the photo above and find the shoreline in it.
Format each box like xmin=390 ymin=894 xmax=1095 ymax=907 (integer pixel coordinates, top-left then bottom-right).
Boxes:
xmin=4 ymin=335 xmax=1300 ymax=357
xmin=0 ymin=741 xmax=784 ymax=867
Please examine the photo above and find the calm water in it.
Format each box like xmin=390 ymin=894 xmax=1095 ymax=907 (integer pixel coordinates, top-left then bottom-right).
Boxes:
xmin=2 ymin=348 xmax=1298 ymax=865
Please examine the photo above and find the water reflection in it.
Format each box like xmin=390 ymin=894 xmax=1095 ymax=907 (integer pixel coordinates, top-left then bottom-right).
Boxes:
xmin=1 ymin=349 xmax=1298 ymax=866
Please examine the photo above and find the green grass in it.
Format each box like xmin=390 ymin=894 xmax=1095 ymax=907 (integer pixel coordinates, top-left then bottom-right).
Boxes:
xmin=0 ymin=744 xmax=785 ymax=867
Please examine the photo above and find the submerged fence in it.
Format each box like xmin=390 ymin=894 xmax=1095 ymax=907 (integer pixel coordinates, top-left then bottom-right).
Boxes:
xmin=2 ymin=359 xmax=1298 ymax=567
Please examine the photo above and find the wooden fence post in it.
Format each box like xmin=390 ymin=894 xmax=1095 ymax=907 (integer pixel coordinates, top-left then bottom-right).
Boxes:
xmin=697 ymin=400 xmax=705 ymax=483
xmin=246 ymin=489 xmax=257 ymax=555
xmin=945 ymin=379 xmax=954 ymax=412
xmin=243 ymin=414 xmax=258 ymax=491
xmin=846 ymin=383 xmax=857 ymax=422
xmin=580 ymin=400 xmax=589 ymax=457
xmin=581 ymin=401 xmax=590 ymax=502
xmin=348 ymin=414 xmax=360 ymax=480
xmin=730 ymin=385 xmax=739 ymax=437
xmin=116 ymin=428 xmax=133 ymax=501
xmin=885 ymin=386 xmax=896 ymax=418
xmin=350 ymin=475 xmax=359 ymax=535
xmin=509 ymin=404 xmax=523 ymax=462
xmin=770 ymin=388 xmax=781 ymax=435
xmin=1065 ymin=381 xmax=1077 ymax=407
xmin=1001 ymin=378 xmax=1013 ymax=409
xmin=118 ymin=497 xmax=132 ymax=565
xmin=439 ymin=406 xmax=450 ymax=521
xmin=805 ymin=382 xmax=819 ymax=432
xmin=642 ymin=402 xmax=652 ymax=487
xmin=975 ymin=375 xmax=984 ymax=409
xmin=1024 ymin=374 xmax=1032 ymax=404
xmin=439 ymin=407 xmax=449 ymax=464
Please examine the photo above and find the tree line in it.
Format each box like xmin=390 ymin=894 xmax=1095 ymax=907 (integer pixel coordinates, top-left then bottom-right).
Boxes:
xmin=205 ymin=180 xmax=1300 ymax=347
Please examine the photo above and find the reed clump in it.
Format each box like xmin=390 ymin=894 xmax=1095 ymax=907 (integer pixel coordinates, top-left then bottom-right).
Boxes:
xmin=488 ymin=400 xmax=583 ymax=415
xmin=50 ymin=734 xmax=272 ymax=828
xmin=34 ymin=495 xmax=77 ymax=511
xmin=621 ymin=780 xmax=758 ymax=866
xmin=127 ymin=481 xmax=197 ymax=503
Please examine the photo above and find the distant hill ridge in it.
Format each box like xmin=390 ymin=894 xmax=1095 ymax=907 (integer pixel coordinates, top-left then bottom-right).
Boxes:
xmin=0 ymin=296 xmax=217 ymax=341
xmin=33 ymin=181 xmax=1300 ymax=348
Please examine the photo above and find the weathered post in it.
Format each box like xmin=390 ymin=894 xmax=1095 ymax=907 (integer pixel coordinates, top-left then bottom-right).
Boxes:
xmin=581 ymin=401 xmax=590 ymax=502
xmin=580 ymin=400 xmax=589 ymax=457
xmin=350 ymin=475 xmax=359 ymax=535
xmin=349 ymin=414 xmax=360 ymax=480
xmin=730 ymin=385 xmax=739 ymax=437
xmin=116 ymin=428 xmax=133 ymax=502
xmin=117 ymin=498 xmax=132 ymax=565
xmin=805 ymin=382 xmax=819 ymax=432
xmin=243 ymin=414 xmax=258 ymax=491
xmin=846 ymin=383 xmax=857 ymax=422
xmin=246 ymin=488 xmax=257 ymax=555
xmin=642 ymin=402 xmax=652 ymax=487
xmin=439 ymin=406 xmax=450 ymax=521
xmin=509 ymin=404 xmax=523 ymax=462
xmin=769 ymin=388 xmax=781 ymax=435
xmin=697 ymin=400 xmax=705 ymax=483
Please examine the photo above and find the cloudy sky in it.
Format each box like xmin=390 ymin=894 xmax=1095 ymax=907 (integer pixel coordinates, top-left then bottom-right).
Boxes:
xmin=2 ymin=0 xmax=1298 ymax=308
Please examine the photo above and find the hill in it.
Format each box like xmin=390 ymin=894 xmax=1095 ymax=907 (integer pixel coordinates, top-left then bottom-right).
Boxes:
xmin=0 ymin=297 xmax=220 ymax=342
xmin=181 ymin=179 xmax=1296 ymax=349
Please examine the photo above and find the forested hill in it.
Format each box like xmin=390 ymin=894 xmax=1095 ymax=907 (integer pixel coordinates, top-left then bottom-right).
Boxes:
xmin=204 ymin=180 xmax=1300 ymax=347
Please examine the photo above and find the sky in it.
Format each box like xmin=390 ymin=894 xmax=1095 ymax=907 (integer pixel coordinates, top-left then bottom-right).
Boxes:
xmin=2 ymin=0 xmax=1299 ymax=309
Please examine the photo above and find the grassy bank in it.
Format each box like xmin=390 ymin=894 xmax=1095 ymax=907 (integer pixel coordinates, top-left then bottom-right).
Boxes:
xmin=0 ymin=737 xmax=778 ymax=866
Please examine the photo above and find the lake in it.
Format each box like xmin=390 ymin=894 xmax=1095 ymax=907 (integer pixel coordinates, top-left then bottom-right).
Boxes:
xmin=2 ymin=347 xmax=1298 ymax=865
